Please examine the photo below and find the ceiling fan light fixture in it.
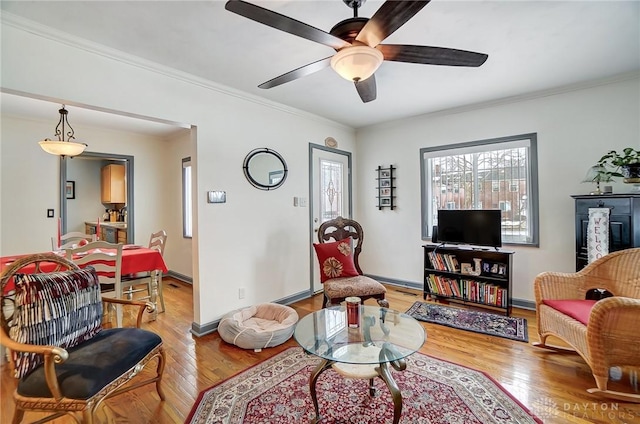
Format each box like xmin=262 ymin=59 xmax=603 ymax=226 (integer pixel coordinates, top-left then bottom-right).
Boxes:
xmin=330 ymin=45 xmax=383 ymax=82
xmin=38 ymin=105 xmax=87 ymax=157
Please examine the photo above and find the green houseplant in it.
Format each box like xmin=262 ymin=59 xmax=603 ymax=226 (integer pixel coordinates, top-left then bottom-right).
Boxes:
xmin=597 ymin=147 xmax=640 ymax=183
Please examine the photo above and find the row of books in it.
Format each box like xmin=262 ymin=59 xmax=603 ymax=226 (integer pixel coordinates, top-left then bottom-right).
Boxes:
xmin=426 ymin=251 xmax=459 ymax=272
xmin=426 ymin=274 xmax=508 ymax=308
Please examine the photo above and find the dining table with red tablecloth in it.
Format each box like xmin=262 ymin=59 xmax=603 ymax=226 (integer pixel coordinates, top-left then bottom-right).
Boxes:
xmin=1 ymin=246 xmax=168 ymax=317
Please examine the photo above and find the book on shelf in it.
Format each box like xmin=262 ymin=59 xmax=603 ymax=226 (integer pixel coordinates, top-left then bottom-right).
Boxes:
xmin=427 ymin=251 xmax=461 ymax=272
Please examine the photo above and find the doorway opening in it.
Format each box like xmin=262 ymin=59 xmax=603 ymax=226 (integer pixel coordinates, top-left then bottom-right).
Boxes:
xmin=60 ymin=152 xmax=134 ymax=243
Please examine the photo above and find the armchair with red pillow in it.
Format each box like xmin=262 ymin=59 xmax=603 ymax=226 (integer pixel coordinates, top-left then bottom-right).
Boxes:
xmin=314 ymin=217 xmax=388 ymax=308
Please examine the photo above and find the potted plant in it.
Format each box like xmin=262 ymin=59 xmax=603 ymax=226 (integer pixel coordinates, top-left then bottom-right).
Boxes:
xmin=597 ymin=147 xmax=640 ymax=183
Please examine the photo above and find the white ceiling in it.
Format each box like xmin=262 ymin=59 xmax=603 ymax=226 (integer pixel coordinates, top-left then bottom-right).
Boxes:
xmin=1 ymin=0 xmax=639 ymax=130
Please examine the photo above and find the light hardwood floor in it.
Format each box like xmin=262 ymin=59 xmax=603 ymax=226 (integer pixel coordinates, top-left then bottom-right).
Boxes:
xmin=2 ymin=279 xmax=639 ymax=423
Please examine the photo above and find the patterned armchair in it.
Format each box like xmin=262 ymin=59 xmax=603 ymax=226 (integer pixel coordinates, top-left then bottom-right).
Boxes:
xmin=533 ymin=248 xmax=640 ymax=402
xmin=315 ymin=216 xmax=388 ymax=308
xmin=0 ymin=253 xmax=165 ymax=423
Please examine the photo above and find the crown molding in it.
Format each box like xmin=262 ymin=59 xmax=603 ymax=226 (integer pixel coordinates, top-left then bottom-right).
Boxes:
xmin=366 ymin=71 xmax=640 ymax=131
xmin=1 ymin=12 xmax=352 ymax=132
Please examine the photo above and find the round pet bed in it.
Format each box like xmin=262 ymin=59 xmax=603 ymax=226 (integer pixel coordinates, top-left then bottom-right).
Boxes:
xmin=218 ymin=303 xmax=299 ymax=351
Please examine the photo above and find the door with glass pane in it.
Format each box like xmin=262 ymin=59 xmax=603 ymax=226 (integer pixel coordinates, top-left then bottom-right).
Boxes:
xmin=310 ymin=145 xmax=352 ymax=293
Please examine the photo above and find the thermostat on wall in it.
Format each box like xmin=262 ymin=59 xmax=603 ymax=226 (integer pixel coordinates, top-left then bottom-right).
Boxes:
xmin=207 ymin=191 xmax=226 ymax=203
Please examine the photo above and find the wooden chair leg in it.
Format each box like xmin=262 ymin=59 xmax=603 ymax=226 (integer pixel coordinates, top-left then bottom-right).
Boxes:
xmin=155 ymin=275 xmax=166 ymax=313
xmin=82 ymin=408 xmax=94 ymax=424
xmin=156 ymin=350 xmax=167 ymax=400
xmin=11 ymin=408 xmax=24 ymax=424
xmin=377 ymin=298 xmax=389 ymax=308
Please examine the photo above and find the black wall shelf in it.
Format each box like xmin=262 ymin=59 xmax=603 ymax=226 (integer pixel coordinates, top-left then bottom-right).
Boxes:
xmin=376 ymin=165 xmax=396 ymax=210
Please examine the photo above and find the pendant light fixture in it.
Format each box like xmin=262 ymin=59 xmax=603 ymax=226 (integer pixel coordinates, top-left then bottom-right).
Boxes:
xmin=39 ymin=105 xmax=87 ymax=157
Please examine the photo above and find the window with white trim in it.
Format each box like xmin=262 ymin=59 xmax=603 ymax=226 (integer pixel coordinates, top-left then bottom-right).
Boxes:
xmin=182 ymin=157 xmax=192 ymax=238
xmin=420 ymin=133 xmax=539 ymax=245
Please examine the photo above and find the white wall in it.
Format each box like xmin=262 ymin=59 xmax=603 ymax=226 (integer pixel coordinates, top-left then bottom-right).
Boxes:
xmin=1 ymin=22 xmax=356 ymax=328
xmin=355 ymin=76 xmax=640 ymax=303
xmin=164 ymin=129 xmax=193 ymax=278
xmin=0 ymin=114 xmax=177 ymax=259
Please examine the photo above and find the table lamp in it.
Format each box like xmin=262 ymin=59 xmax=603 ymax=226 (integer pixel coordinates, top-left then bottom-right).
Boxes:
xmin=582 ymin=165 xmax=612 ymax=195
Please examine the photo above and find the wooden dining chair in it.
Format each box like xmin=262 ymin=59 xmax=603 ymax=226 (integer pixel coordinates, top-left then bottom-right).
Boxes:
xmin=122 ymin=230 xmax=168 ymax=313
xmin=51 ymin=231 xmax=96 ymax=250
xmin=65 ymin=240 xmax=125 ymax=326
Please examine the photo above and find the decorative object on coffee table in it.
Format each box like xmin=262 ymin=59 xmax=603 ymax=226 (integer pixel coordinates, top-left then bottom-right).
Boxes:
xmin=406 ymin=301 xmax=529 ymax=342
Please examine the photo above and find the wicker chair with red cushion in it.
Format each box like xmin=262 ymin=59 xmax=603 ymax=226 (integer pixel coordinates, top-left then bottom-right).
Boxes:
xmin=0 ymin=253 xmax=165 ymax=423
xmin=315 ymin=216 xmax=388 ymax=308
xmin=533 ymin=247 xmax=640 ymax=402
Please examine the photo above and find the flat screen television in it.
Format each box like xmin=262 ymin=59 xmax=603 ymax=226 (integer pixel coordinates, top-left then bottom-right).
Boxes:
xmin=436 ymin=209 xmax=502 ymax=248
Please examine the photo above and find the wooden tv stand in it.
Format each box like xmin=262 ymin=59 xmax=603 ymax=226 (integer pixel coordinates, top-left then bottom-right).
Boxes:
xmin=423 ymin=244 xmax=514 ymax=316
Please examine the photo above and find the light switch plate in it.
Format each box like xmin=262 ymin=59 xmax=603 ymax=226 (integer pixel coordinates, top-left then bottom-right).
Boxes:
xmin=207 ymin=191 xmax=226 ymax=203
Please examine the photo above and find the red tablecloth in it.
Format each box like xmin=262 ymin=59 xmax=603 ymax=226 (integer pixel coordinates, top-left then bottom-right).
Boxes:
xmin=1 ymin=247 xmax=168 ymax=293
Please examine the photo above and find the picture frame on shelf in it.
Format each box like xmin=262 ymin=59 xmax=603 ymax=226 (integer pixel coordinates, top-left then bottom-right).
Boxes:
xmin=380 ymin=197 xmax=391 ymax=206
xmin=460 ymin=263 xmax=474 ymax=274
xmin=380 ymin=187 xmax=391 ymax=196
xmin=380 ymin=169 xmax=391 ymax=178
xmin=380 ymin=179 xmax=391 ymax=188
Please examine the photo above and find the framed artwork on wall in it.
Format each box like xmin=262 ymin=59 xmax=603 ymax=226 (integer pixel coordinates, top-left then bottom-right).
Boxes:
xmin=65 ymin=181 xmax=76 ymax=199
xmin=376 ymin=165 xmax=396 ymax=210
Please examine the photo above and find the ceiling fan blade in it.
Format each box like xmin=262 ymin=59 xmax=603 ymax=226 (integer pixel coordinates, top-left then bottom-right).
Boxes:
xmin=354 ymin=75 xmax=377 ymax=103
xmin=258 ymin=57 xmax=333 ymax=89
xmin=377 ymin=44 xmax=488 ymax=67
xmin=355 ymin=1 xmax=430 ymax=48
xmin=225 ymin=0 xmax=351 ymax=50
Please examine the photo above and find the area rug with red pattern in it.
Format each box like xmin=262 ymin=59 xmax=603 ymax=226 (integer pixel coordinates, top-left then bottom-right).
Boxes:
xmin=185 ymin=347 xmax=541 ymax=423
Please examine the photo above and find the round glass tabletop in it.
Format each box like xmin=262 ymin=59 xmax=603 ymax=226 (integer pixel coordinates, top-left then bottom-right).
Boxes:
xmin=293 ymin=305 xmax=426 ymax=365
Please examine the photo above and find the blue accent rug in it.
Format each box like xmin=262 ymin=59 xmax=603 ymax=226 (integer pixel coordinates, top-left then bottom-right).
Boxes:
xmin=406 ymin=301 xmax=529 ymax=342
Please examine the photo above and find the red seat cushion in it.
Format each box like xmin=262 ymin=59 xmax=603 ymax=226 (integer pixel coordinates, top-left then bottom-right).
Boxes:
xmin=542 ymin=299 xmax=597 ymax=325
xmin=313 ymin=237 xmax=360 ymax=283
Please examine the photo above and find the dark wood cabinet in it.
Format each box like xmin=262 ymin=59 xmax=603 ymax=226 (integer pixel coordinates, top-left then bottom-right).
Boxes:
xmin=423 ymin=244 xmax=514 ymax=316
xmin=571 ymin=194 xmax=640 ymax=270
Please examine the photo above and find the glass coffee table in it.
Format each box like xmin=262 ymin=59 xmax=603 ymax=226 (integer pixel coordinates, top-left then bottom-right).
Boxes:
xmin=294 ymin=305 xmax=426 ymax=424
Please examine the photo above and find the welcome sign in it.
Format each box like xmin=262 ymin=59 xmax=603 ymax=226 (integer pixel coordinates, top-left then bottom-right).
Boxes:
xmin=587 ymin=208 xmax=610 ymax=263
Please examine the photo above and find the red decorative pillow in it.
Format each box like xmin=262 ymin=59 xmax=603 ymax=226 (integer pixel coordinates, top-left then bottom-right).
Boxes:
xmin=313 ymin=237 xmax=360 ymax=283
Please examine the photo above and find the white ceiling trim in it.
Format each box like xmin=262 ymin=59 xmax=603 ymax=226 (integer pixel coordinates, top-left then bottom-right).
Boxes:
xmin=1 ymin=11 xmax=353 ymax=132
xmin=369 ymin=70 xmax=640 ymax=129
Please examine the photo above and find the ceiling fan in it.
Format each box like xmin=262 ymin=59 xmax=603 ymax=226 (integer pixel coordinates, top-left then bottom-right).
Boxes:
xmin=225 ymin=0 xmax=488 ymax=103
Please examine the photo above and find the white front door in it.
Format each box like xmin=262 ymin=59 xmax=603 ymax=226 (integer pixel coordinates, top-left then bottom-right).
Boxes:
xmin=310 ymin=144 xmax=352 ymax=293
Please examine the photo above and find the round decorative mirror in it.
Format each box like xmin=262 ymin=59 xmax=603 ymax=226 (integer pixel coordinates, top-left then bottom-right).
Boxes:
xmin=243 ymin=148 xmax=288 ymax=190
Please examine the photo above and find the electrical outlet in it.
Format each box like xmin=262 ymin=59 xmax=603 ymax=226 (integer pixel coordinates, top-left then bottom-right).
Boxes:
xmin=293 ymin=197 xmax=299 ymax=207
xmin=299 ymin=197 xmax=307 ymax=207
xmin=238 ymin=288 xmax=245 ymax=299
